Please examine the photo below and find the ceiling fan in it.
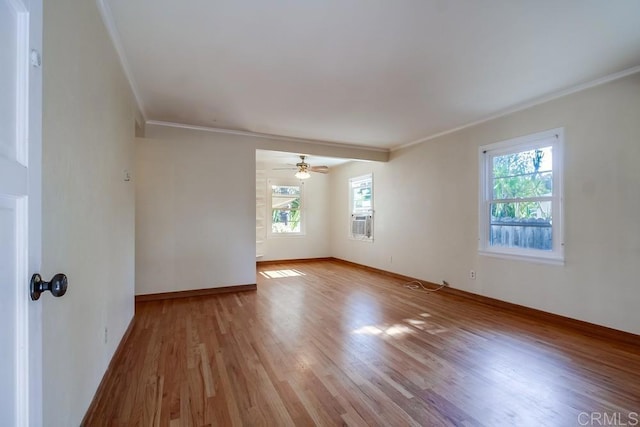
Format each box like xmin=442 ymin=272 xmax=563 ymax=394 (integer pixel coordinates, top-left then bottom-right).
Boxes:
xmin=273 ymin=155 xmax=329 ymax=179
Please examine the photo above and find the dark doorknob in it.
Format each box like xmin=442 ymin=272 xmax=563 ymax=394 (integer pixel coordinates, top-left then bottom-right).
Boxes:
xmin=30 ymin=273 xmax=68 ymax=300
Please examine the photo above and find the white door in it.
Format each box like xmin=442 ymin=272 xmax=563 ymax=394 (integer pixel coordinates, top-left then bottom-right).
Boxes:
xmin=0 ymin=0 xmax=42 ymax=425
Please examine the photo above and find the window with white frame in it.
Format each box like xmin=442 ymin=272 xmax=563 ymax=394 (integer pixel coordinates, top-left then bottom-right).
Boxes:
xmin=269 ymin=181 xmax=303 ymax=235
xmin=349 ymin=174 xmax=373 ymax=240
xmin=479 ymin=128 xmax=564 ymax=263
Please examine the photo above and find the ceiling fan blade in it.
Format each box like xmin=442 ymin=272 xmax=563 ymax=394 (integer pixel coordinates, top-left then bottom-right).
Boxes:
xmin=269 ymin=156 xmax=328 ymax=175
xmin=310 ymin=166 xmax=329 ymax=174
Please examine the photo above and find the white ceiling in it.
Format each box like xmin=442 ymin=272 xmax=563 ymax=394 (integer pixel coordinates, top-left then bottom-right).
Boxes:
xmin=105 ymin=0 xmax=640 ymax=149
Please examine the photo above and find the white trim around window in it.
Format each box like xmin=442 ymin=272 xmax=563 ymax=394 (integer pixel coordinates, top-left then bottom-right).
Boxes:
xmin=349 ymin=173 xmax=374 ymax=241
xmin=478 ymin=128 xmax=564 ymax=265
xmin=267 ymin=179 xmax=305 ymax=237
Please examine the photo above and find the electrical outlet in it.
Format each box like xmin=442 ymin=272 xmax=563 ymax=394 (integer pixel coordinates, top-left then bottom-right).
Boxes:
xmin=470 ymin=270 xmax=476 ymax=280
xmin=390 ymin=256 xmax=393 ymax=264
xmin=104 ymin=327 xmax=108 ymax=344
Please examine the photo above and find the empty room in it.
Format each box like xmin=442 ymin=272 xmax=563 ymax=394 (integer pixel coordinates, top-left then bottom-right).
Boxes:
xmin=2 ymin=0 xmax=640 ymax=426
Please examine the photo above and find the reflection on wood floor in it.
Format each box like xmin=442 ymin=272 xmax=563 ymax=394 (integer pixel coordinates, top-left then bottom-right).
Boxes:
xmin=84 ymin=260 xmax=640 ymax=426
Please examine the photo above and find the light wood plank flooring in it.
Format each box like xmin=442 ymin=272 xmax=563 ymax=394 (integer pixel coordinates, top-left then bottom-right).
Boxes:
xmin=84 ymin=260 xmax=640 ymax=426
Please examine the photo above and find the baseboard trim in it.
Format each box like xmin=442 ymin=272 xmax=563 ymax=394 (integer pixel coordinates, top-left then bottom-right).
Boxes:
xmin=135 ymin=284 xmax=257 ymax=302
xmin=439 ymin=286 xmax=640 ymax=347
xmin=330 ymin=257 xmax=640 ymax=347
xmin=331 ymin=257 xmax=426 ymax=284
xmin=82 ymin=316 xmax=136 ymax=426
xmin=257 ymin=257 xmax=333 ymax=266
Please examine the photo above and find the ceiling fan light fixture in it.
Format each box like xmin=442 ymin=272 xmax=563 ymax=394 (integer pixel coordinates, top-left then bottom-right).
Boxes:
xmin=295 ymin=169 xmax=311 ymax=179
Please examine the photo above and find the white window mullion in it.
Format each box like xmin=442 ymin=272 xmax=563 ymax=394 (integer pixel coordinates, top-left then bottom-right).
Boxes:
xmin=491 ymin=196 xmax=554 ymax=204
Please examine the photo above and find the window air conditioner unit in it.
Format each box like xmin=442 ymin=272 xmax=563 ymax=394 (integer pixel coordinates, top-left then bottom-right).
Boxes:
xmin=351 ymin=214 xmax=372 ymax=238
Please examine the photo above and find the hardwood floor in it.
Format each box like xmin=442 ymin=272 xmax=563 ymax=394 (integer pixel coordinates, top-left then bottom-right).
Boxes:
xmin=83 ymin=260 xmax=640 ymax=426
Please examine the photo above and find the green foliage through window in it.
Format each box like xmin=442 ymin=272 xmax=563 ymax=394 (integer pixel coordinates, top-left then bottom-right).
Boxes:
xmin=271 ymin=185 xmax=301 ymax=233
xmin=351 ymin=176 xmax=372 ymax=213
xmin=491 ymin=146 xmax=553 ymax=220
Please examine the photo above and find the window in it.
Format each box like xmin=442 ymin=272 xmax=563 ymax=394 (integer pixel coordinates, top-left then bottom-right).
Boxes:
xmin=479 ymin=128 xmax=563 ymax=264
xmin=349 ymin=174 xmax=373 ymax=240
xmin=270 ymin=182 xmax=303 ymax=235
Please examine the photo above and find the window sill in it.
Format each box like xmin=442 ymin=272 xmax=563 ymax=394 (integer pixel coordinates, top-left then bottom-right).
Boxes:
xmin=349 ymin=236 xmax=374 ymax=243
xmin=479 ymin=249 xmax=564 ymax=266
xmin=268 ymin=233 xmax=306 ymax=239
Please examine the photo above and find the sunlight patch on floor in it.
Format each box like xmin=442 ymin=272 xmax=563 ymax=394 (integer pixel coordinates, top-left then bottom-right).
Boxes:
xmin=403 ymin=317 xmax=449 ymax=334
xmin=352 ymin=323 xmax=414 ymax=337
xmin=385 ymin=324 xmax=413 ymax=336
xmin=353 ymin=325 xmax=383 ymax=335
xmin=259 ymin=269 xmax=306 ymax=279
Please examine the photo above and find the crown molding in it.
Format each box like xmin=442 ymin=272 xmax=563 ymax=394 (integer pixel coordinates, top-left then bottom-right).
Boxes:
xmin=392 ymin=65 xmax=640 ymax=152
xmin=96 ymin=0 xmax=147 ymax=120
xmin=145 ymin=120 xmax=390 ymax=153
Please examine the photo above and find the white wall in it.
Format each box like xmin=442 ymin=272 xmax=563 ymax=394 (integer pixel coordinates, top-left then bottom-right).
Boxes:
xmin=331 ymin=73 xmax=640 ymax=335
xmin=42 ymin=0 xmax=136 ymax=425
xmin=329 ymin=161 xmax=393 ymax=267
xmin=257 ymin=163 xmax=331 ymax=261
xmin=135 ymin=136 xmax=257 ymax=295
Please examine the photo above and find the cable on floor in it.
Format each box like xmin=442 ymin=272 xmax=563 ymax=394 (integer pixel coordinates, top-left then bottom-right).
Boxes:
xmin=403 ymin=280 xmax=446 ymax=293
